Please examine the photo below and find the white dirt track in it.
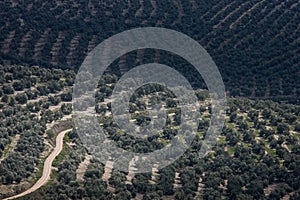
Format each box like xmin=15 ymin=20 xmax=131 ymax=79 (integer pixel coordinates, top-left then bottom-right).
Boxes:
xmin=4 ymin=129 xmax=72 ymax=200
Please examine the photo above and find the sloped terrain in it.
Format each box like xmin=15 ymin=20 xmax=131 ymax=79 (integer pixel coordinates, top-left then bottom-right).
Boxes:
xmin=0 ymin=0 xmax=299 ymax=101
xmin=0 ymin=1 xmax=300 ymax=199
xmin=0 ymin=65 xmax=299 ymax=199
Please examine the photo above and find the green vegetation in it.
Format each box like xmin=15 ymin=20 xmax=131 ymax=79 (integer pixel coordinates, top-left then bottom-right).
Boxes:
xmin=0 ymin=0 xmax=299 ymax=102
xmin=0 ymin=65 xmax=74 ymax=197
xmin=0 ymin=0 xmax=299 ymax=199
xmin=0 ymin=65 xmax=298 ymax=199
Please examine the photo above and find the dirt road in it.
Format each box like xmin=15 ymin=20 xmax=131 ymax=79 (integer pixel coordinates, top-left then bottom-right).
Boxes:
xmin=4 ymin=129 xmax=72 ymax=200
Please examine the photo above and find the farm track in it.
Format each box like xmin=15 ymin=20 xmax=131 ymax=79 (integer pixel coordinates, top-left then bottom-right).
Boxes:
xmin=4 ymin=129 xmax=73 ymax=200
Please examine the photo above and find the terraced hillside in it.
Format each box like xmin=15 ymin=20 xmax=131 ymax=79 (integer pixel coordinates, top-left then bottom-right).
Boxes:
xmin=0 ymin=64 xmax=299 ymax=199
xmin=0 ymin=0 xmax=299 ymax=101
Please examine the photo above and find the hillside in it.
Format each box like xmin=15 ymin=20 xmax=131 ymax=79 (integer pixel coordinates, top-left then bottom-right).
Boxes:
xmin=0 ymin=65 xmax=299 ymax=199
xmin=0 ymin=1 xmax=300 ymax=199
xmin=0 ymin=0 xmax=299 ymax=101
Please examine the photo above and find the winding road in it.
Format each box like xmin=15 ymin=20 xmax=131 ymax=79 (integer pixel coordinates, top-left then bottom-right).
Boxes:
xmin=4 ymin=129 xmax=73 ymax=200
